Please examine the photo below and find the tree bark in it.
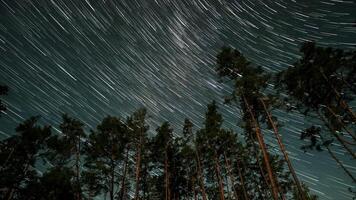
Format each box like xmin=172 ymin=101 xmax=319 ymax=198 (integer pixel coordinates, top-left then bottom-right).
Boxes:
xmin=75 ymin=135 xmax=82 ymax=200
xmin=164 ymin=146 xmax=170 ymax=200
xmin=260 ymin=99 xmax=306 ymax=200
xmin=319 ymin=68 xmax=356 ymax=122
xmin=242 ymin=95 xmax=279 ymax=200
xmin=236 ymin=158 xmax=249 ymax=200
xmin=195 ymin=149 xmax=207 ymax=200
xmin=134 ymin=139 xmax=142 ymax=200
xmin=213 ymin=150 xmax=225 ymax=200
xmin=325 ymin=105 xmax=356 ymax=142
xmin=317 ymin=110 xmax=356 ymax=159
xmin=120 ymin=145 xmax=130 ymax=200
xmin=223 ymin=152 xmax=239 ymax=200
xmin=326 ymin=145 xmax=356 ymax=183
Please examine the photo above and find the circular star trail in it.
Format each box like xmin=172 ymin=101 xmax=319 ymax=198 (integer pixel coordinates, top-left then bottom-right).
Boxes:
xmin=0 ymin=0 xmax=355 ymax=199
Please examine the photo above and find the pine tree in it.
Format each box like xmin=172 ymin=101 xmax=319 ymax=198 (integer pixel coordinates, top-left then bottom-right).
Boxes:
xmin=46 ymin=114 xmax=86 ymax=200
xmin=126 ymin=108 xmax=149 ymax=200
xmin=276 ymin=42 xmax=356 ymax=183
xmin=216 ymin=47 xmax=283 ymax=199
xmin=151 ymin=122 xmax=174 ymax=200
xmin=84 ymin=116 xmax=128 ymax=200
xmin=0 ymin=117 xmax=51 ymax=200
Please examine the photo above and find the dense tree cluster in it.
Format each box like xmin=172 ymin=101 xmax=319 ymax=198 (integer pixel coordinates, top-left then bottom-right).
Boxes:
xmin=0 ymin=103 xmax=316 ymax=200
xmin=2 ymin=41 xmax=355 ymax=199
xmin=275 ymin=42 xmax=356 ymax=183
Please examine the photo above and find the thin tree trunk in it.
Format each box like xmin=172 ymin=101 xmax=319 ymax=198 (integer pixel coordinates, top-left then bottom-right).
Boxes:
xmin=195 ymin=149 xmax=207 ymax=200
xmin=242 ymin=95 xmax=279 ymax=200
xmin=213 ymin=150 xmax=225 ymax=200
xmin=249 ymin=120 xmax=274 ymax=198
xmin=193 ymin=178 xmax=198 ymax=200
xmin=75 ymin=135 xmax=82 ymax=200
xmin=223 ymin=152 xmax=239 ymax=200
xmin=110 ymin=133 xmax=115 ymax=200
xmin=317 ymin=110 xmax=356 ymax=159
xmin=6 ymin=157 xmax=33 ymax=200
xmin=134 ymin=139 xmax=142 ymax=200
xmin=316 ymin=111 xmax=356 ymax=182
xmin=319 ymin=68 xmax=356 ymax=121
xmin=326 ymin=145 xmax=356 ymax=183
xmin=254 ymin=150 xmax=271 ymax=198
xmin=165 ymin=147 xmax=169 ymax=200
xmin=110 ymin=162 xmax=115 ymax=200
xmin=260 ymin=99 xmax=306 ymax=200
xmin=236 ymin=158 xmax=249 ymax=200
xmin=120 ymin=145 xmax=130 ymax=200
xmin=325 ymin=105 xmax=356 ymax=142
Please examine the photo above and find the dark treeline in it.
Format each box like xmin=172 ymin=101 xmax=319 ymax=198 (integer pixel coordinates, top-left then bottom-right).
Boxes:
xmin=0 ymin=41 xmax=355 ymax=200
xmin=0 ymin=104 xmax=314 ymax=200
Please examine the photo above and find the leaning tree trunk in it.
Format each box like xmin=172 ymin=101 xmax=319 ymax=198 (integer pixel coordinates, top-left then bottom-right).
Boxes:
xmin=316 ymin=110 xmax=356 ymax=182
xmin=134 ymin=138 xmax=142 ymax=200
xmin=236 ymin=158 xmax=249 ymax=200
xmin=75 ymin=135 xmax=82 ymax=200
xmin=120 ymin=145 xmax=130 ymax=200
xmin=260 ymin=98 xmax=307 ymax=200
xmin=213 ymin=149 xmax=225 ymax=200
xmin=319 ymin=68 xmax=356 ymax=122
xmin=248 ymin=119 xmax=274 ymax=199
xmin=317 ymin=110 xmax=356 ymax=159
xmin=325 ymin=105 xmax=356 ymax=142
xmin=326 ymin=145 xmax=356 ymax=183
xmin=223 ymin=152 xmax=239 ymax=200
xmin=242 ymin=95 xmax=280 ymax=200
xmin=110 ymin=162 xmax=115 ymax=200
xmin=195 ymin=149 xmax=207 ymax=200
xmin=164 ymin=146 xmax=170 ymax=200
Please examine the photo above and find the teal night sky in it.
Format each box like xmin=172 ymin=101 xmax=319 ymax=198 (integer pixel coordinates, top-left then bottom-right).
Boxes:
xmin=0 ymin=0 xmax=355 ymax=199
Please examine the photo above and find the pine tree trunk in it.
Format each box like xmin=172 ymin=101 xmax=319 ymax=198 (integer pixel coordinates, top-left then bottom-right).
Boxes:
xmin=6 ymin=157 xmax=32 ymax=200
xmin=316 ymin=111 xmax=356 ymax=182
xmin=254 ymin=150 xmax=271 ymax=198
xmin=223 ymin=152 xmax=239 ymax=200
xmin=110 ymin=136 xmax=115 ymax=200
xmin=326 ymin=145 xmax=356 ymax=183
xmin=134 ymin=140 xmax=142 ymax=200
xmin=76 ymin=135 xmax=82 ymax=200
xmin=236 ymin=159 xmax=249 ymax=200
xmin=317 ymin=110 xmax=356 ymax=158
xmin=195 ymin=150 xmax=207 ymax=200
xmin=165 ymin=147 xmax=169 ymax=200
xmin=120 ymin=145 xmax=130 ymax=200
xmin=260 ymin=99 xmax=306 ymax=200
xmin=213 ymin=150 xmax=225 ymax=200
xmin=242 ymin=95 xmax=279 ymax=200
xmin=319 ymin=68 xmax=356 ymax=121
xmin=110 ymin=163 xmax=114 ymax=200
xmin=248 ymin=122 xmax=273 ymax=198
xmin=325 ymin=105 xmax=356 ymax=142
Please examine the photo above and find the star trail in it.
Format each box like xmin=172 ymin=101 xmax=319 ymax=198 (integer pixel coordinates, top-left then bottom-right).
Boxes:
xmin=0 ymin=0 xmax=355 ymax=199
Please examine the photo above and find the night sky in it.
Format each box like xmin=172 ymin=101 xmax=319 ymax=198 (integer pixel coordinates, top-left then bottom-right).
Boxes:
xmin=0 ymin=0 xmax=355 ymax=199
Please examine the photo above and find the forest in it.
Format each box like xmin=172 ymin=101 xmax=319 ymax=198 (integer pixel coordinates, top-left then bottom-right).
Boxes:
xmin=0 ymin=42 xmax=355 ymax=200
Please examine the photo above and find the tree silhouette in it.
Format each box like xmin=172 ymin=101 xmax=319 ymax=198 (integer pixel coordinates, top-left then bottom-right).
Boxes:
xmin=0 ymin=116 xmax=51 ymax=200
xmin=46 ymin=114 xmax=86 ymax=200
xmin=216 ymin=46 xmax=296 ymax=199
xmin=276 ymin=42 xmax=356 ymax=183
xmin=84 ymin=116 xmax=128 ymax=200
